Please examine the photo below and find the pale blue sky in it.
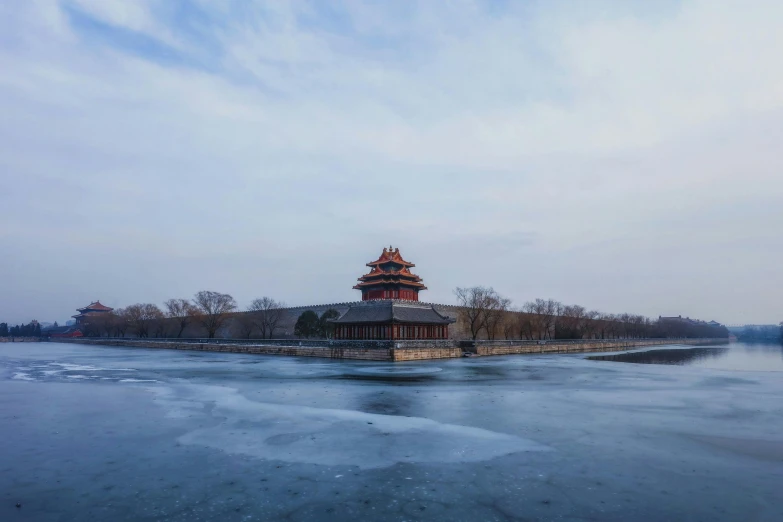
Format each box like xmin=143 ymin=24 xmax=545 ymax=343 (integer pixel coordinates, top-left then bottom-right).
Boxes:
xmin=1 ymin=0 xmax=782 ymax=325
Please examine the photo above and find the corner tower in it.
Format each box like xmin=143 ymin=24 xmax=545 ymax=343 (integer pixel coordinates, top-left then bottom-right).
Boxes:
xmin=354 ymin=246 xmax=427 ymax=301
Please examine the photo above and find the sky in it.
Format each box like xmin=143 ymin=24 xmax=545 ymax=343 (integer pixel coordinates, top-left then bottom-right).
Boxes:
xmin=1 ymin=0 xmax=782 ymax=326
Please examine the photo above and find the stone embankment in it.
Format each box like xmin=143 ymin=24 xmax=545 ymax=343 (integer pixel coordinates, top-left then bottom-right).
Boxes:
xmin=50 ymin=338 xmax=461 ymax=361
xmin=470 ymin=338 xmax=725 ymax=356
xmin=0 ymin=337 xmax=42 ymax=343
xmin=48 ymin=337 xmax=728 ymax=361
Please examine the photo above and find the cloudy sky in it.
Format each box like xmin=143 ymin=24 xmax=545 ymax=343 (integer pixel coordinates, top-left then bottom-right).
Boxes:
xmin=1 ymin=0 xmax=781 ymax=325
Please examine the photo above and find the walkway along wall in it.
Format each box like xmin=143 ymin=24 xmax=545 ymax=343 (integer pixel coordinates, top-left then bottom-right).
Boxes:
xmin=49 ymin=337 xmax=728 ymax=362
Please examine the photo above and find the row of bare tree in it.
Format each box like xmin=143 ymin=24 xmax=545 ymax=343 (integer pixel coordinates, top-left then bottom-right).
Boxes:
xmin=454 ymin=287 xmax=729 ymax=340
xmin=81 ymin=291 xmax=285 ymax=339
xmin=77 ymin=286 xmax=728 ymax=341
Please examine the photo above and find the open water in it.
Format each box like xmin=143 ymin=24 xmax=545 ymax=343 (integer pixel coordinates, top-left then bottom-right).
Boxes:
xmin=1 ymin=341 xmax=781 ymax=521
xmin=589 ymin=342 xmax=783 ymax=371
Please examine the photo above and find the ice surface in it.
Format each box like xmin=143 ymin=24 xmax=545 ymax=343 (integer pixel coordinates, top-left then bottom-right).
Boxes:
xmin=1 ymin=341 xmax=782 ymax=522
xmin=152 ymin=384 xmax=549 ymax=469
xmin=2 ymin=359 xmax=140 ymax=383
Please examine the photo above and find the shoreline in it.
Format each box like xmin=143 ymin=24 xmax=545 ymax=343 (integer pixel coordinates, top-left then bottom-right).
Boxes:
xmin=47 ymin=337 xmax=729 ymax=361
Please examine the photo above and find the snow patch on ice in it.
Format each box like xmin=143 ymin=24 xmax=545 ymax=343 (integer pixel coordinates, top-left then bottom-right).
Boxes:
xmin=53 ymin=363 xmax=136 ymax=372
xmin=12 ymin=372 xmax=35 ymax=381
xmin=156 ymin=384 xmax=550 ymax=469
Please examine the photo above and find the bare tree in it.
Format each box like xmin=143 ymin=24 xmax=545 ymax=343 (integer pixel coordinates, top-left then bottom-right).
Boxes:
xmin=125 ymin=303 xmax=164 ymax=338
xmin=248 ymin=297 xmax=285 ymax=339
xmin=502 ymin=313 xmax=517 ymax=340
xmin=582 ymin=310 xmax=601 ymax=339
xmin=152 ymin=316 xmax=169 ymax=338
xmin=164 ymin=298 xmax=198 ymax=338
xmin=81 ymin=315 xmax=104 ymax=337
xmin=602 ymin=314 xmax=619 ymax=339
xmin=233 ymin=312 xmax=256 ymax=339
xmin=559 ymin=304 xmax=587 ymax=339
xmin=193 ymin=291 xmax=237 ymax=339
xmin=455 ymin=287 xmax=487 ymax=340
xmin=82 ymin=310 xmax=124 ymax=337
xmin=522 ymin=299 xmax=559 ymax=340
xmin=483 ymin=293 xmax=512 ymax=340
xmin=110 ymin=308 xmax=130 ymax=338
xmin=517 ymin=309 xmax=536 ymax=340
xmin=454 ymin=287 xmax=506 ymax=340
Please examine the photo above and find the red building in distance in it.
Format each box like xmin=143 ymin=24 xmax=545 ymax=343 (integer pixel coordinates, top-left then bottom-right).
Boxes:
xmin=72 ymin=301 xmax=114 ymax=325
xmin=354 ymin=246 xmax=427 ymax=301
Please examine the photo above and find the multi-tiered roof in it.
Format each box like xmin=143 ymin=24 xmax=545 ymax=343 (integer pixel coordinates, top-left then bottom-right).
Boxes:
xmin=354 ymin=246 xmax=427 ymax=301
xmin=72 ymin=301 xmax=114 ymax=324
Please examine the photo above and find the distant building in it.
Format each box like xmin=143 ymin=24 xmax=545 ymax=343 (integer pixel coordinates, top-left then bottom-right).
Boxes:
xmin=331 ymin=247 xmax=455 ymax=340
xmin=659 ymin=315 xmax=722 ymax=327
xmin=72 ymin=301 xmax=113 ymax=325
xmin=44 ymin=325 xmax=84 ymax=338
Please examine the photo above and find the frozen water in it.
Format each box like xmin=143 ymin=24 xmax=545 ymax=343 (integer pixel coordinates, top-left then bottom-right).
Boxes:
xmin=1 ymin=341 xmax=782 ymax=521
xmin=156 ymin=384 xmax=548 ymax=469
xmin=590 ymin=343 xmax=783 ymax=371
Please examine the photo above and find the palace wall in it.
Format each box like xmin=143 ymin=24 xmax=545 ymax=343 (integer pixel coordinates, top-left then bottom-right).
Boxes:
xmin=163 ymin=301 xmax=465 ymax=340
xmin=226 ymin=301 xmax=465 ymax=340
xmin=79 ymin=302 xmax=726 ymax=342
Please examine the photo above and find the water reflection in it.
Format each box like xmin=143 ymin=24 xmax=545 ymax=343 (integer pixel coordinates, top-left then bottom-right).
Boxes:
xmin=589 ymin=342 xmax=783 ymax=372
xmin=339 ymin=365 xmax=443 ymax=383
xmin=358 ymin=391 xmax=415 ymax=416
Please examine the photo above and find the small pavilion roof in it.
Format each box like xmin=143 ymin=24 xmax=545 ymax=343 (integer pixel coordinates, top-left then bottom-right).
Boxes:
xmin=366 ymin=246 xmax=415 ymax=268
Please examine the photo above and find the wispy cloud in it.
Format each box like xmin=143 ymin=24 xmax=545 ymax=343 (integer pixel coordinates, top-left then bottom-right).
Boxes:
xmin=1 ymin=0 xmax=781 ymax=324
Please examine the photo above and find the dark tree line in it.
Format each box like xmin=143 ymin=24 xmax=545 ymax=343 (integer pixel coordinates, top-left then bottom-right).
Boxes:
xmin=738 ymin=325 xmax=782 ymax=342
xmin=79 ymin=291 xmax=288 ymax=340
xmin=293 ymin=309 xmax=340 ymax=338
xmin=454 ymin=287 xmax=730 ymax=340
xmin=0 ymin=321 xmax=42 ymax=337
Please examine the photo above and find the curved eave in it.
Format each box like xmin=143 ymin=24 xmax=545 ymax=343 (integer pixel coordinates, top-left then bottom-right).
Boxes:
xmin=366 ymin=260 xmax=415 ymax=268
xmin=353 ymin=281 xmax=428 ymax=290
xmin=357 ymin=274 xmax=424 ymax=283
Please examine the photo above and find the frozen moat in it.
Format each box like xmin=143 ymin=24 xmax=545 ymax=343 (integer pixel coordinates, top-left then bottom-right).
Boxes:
xmin=1 ymin=342 xmax=782 ymax=521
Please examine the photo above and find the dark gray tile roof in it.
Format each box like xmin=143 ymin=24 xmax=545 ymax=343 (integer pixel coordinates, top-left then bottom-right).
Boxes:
xmin=330 ymin=300 xmax=455 ymax=325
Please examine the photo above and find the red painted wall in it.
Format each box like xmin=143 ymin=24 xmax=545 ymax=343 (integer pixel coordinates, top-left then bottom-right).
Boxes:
xmin=362 ymin=288 xmax=419 ymax=301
